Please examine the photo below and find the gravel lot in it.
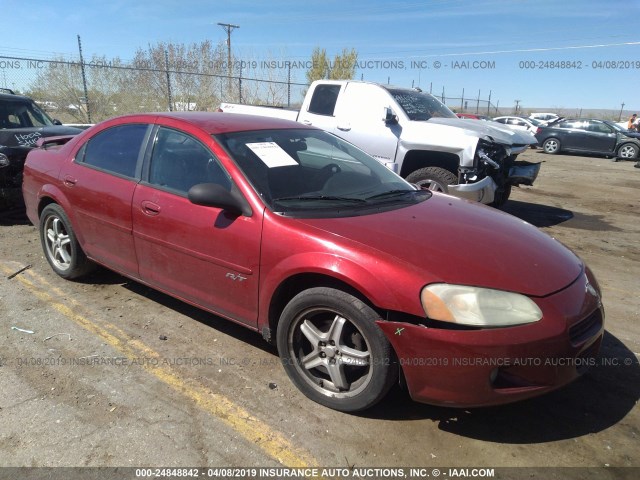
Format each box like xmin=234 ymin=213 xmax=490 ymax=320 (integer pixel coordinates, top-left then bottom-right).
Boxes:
xmin=0 ymin=149 xmax=638 ymax=478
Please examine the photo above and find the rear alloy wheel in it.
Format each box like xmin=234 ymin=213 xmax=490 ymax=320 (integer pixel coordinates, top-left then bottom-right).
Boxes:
xmin=543 ymin=138 xmax=561 ymax=155
xmin=405 ymin=167 xmax=457 ymax=193
xmin=40 ymin=204 xmax=94 ymax=279
xmin=617 ymin=143 xmax=639 ymax=160
xmin=277 ymin=287 xmax=397 ymax=412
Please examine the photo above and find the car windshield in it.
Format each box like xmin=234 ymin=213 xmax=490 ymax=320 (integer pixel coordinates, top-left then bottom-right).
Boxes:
xmin=386 ymin=88 xmax=457 ymax=121
xmin=0 ymin=99 xmax=55 ymax=129
xmin=605 ymin=121 xmax=626 ymax=132
xmin=216 ymin=128 xmax=430 ymax=217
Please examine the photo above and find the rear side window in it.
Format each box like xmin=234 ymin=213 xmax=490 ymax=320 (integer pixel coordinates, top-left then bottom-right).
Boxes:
xmin=557 ymin=121 xmax=581 ymax=130
xmin=307 ymin=84 xmax=340 ymax=116
xmin=81 ymin=124 xmax=148 ymax=177
xmin=148 ymin=127 xmax=231 ymax=194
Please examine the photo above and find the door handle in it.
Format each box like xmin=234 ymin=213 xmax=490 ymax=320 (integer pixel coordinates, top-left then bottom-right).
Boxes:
xmin=337 ymin=124 xmax=351 ymax=131
xmin=63 ymin=175 xmax=77 ymax=187
xmin=141 ymin=200 xmax=161 ymax=216
xmin=301 ymin=120 xmax=312 ymax=125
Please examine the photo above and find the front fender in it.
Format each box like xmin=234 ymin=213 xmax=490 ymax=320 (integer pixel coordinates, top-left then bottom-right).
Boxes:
xmin=258 ymin=251 xmax=414 ymax=331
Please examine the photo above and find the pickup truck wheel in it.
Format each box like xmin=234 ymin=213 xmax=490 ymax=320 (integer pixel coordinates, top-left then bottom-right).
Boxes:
xmin=542 ymin=138 xmax=561 ymax=154
xmin=617 ymin=143 xmax=639 ymax=160
xmin=490 ymin=185 xmax=512 ymax=208
xmin=405 ymin=167 xmax=457 ymax=193
xmin=277 ymin=287 xmax=397 ymax=412
xmin=40 ymin=204 xmax=94 ymax=279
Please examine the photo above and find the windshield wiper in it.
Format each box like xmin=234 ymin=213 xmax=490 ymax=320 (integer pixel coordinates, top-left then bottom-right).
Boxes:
xmin=273 ymin=194 xmax=367 ymax=203
xmin=365 ymin=189 xmax=424 ymax=200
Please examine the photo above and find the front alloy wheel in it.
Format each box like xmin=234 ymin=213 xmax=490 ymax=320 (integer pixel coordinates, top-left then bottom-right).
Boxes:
xmin=617 ymin=143 xmax=639 ymax=160
xmin=277 ymin=288 xmax=397 ymax=412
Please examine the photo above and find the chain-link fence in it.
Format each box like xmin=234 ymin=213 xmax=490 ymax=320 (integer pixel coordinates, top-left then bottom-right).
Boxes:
xmin=2 ymin=52 xmax=632 ymax=123
xmin=0 ymin=53 xmax=308 ymax=124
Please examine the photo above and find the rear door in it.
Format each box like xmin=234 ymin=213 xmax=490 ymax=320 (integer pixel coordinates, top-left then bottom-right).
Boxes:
xmin=131 ymin=124 xmax=262 ymax=326
xmin=60 ymin=123 xmax=151 ymax=276
xmin=551 ymin=120 xmax=585 ymax=150
xmin=298 ymin=82 xmax=400 ymax=164
xmin=297 ymin=83 xmax=343 ymax=130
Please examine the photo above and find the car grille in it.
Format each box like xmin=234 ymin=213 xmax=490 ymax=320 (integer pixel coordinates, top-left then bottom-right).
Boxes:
xmin=569 ymin=309 xmax=603 ymax=346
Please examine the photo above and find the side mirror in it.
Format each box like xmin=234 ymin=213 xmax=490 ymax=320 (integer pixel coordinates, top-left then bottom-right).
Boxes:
xmin=188 ymin=183 xmax=251 ymax=216
xmin=53 ymin=119 xmax=63 ymax=125
xmin=383 ymin=107 xmax=398 ymax=125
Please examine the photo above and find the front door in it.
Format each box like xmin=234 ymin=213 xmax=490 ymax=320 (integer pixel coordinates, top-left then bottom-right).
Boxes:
xmin=131 ymin=126 xmax=262 ymax=325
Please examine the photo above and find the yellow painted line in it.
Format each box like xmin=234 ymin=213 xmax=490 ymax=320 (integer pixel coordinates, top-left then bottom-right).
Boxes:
xmin=2 ymin=261 xmax=318 ymax=468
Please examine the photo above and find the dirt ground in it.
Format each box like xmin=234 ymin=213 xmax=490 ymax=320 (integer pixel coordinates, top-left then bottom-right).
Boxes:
xmin=0 ymin=149 xmax=638 ymax=479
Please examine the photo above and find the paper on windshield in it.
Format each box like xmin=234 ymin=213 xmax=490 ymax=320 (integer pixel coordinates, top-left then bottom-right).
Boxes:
xmin=246 ymin=142 xmax=298 ymax=168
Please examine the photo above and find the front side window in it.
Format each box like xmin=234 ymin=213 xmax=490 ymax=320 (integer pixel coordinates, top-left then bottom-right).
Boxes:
xmin=80 ymin=124 xmax=148 ymax=177
xmin=307 ymin=84 xmax=341 ymax=116
xmin=586 ymin=121 xmax=612 ymax=134
xmin=148 ymin=127 xmax=231 ymax=194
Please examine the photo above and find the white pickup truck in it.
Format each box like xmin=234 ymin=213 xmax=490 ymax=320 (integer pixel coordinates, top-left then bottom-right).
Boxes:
xmin=220 ymin=80 xmax=540 ymax=206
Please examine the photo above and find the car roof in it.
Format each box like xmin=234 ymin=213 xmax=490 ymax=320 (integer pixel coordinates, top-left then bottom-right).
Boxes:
xmin=103 ymin=112 xmax=311 ymax=135
xmin=0 ymin=92 xmax=34 ymax=102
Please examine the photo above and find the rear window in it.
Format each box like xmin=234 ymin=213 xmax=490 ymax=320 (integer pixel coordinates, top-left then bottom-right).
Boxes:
xmin=79 ymin=124 xmax=149 ymax=178
xmin=307 ymin=84 xmax=340 ymax=116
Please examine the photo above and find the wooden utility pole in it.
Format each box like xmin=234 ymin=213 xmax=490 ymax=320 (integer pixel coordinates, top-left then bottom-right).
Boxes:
xmin=217 ymin=22 xmax=240 ymax=96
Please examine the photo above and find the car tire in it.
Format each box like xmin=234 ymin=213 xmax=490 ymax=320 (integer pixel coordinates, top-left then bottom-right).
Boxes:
xmin=405 ymin=167 xmax=457 ymax=193
xmin=617 ymin=143 xmax=639 ymax=160
xmin=542 ymin=138 xmax=561 ymax=155
xmin=276 ymin=287 xmax=397 ymax=412
xmin=40 ymin=204 xmax=94 ymax=279
xmin=490 ymin=184 xmax=512 ymax=208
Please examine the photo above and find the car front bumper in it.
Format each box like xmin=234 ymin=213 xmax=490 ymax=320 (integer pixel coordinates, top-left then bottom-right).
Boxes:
xmin=376 ymin=271 xmax=604 ymax=407
xmin=448 ymin=176 xmax=496 ymax=204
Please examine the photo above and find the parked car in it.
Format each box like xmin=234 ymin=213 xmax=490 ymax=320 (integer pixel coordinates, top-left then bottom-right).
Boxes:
xmin=1 ymin=89 xmax=82 ymax=211
xmin=535 ymin=118 xmax=640 ymax=159
xmin=493 ymin=115 xmax=543 ymax=134
xmin=23 ymin=112 xmax=604 ymax=412
xmin=456 ymin=113 xmax=490 ymax=120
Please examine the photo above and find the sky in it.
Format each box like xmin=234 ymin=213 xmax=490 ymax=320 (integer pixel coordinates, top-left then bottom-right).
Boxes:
xmin=1 ymin=0 xmax=640 ymax=113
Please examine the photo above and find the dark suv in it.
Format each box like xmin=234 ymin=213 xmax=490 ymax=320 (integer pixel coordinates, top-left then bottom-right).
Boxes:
xmin=1 ymin=89 xmax=82 ymax=212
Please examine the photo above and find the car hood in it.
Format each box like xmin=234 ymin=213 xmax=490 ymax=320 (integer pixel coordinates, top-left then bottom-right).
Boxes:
xmin=295 ymin=195 xmax=582 ymax=297
xmin=427 ymin=117 xmax=537 ymax=146
xmin=0 ymin=125 xmax=82 ymax=148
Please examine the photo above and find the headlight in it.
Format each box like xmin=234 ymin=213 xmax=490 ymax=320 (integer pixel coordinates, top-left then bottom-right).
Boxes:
xmin=421 ymin=284 xmax=542 ymax=327
xmin=0 ymin=152 xmax=9 ymax=168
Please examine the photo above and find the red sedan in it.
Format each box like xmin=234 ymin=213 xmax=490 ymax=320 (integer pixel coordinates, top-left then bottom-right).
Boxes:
xmin=22 ymin=112 xmax=604 ymax=412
